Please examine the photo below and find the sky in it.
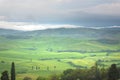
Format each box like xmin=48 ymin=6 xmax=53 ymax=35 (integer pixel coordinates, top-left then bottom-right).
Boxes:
xmin=0 ymin=0 xmax=120 ymax=30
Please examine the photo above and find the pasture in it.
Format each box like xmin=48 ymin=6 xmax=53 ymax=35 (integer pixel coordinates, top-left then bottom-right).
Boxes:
xmin=0 ymin=36 xmax=120 ymax=80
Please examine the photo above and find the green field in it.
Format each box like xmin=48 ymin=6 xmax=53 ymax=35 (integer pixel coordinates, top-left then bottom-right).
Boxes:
xmin=0 ymin=28 xmax=120 ymax=80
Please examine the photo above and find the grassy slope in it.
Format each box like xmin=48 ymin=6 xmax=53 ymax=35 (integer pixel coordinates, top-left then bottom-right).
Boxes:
xmin=0 ymin=28 xmax=120 ymax=80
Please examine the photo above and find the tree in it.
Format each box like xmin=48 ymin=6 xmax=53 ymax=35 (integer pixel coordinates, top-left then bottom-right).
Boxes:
xmin=108 ymin=64 xmax=119 ymax=80
xmin=95 ymin=62 xmax=101 ymax=80
xmin=1 ymin=70 xmax=9 ymax=80
xmin=11 ymin=62 xmax=15 ymax=80
xmin=61 ymin=69 xmax=87 ymax=80
xmin=100 ymin=67 xmax=107 ymax=80
xmin=87 ymin=62 xmax=101 ymax=80
xmin=63 ymin=69 xmax=73 ymax=75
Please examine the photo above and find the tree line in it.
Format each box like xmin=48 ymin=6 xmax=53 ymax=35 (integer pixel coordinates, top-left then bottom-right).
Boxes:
xmin=60 ymin=63 xmax=120 ymax=80
xmin=1 ymin=62 xmax=120 ymax=80
xmin=57 ymin=49 xmax=120 ymax=53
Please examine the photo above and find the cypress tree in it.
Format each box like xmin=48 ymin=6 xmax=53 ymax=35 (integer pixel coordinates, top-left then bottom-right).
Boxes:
xmin=11 ymin=62 xmax=15 ymax=80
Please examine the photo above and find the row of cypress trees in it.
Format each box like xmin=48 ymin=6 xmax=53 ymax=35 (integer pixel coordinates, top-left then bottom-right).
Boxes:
xmin=1 ymin=62 xmax=15 ymax=80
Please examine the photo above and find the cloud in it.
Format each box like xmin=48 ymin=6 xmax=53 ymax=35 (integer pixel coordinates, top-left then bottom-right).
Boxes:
xmin=82 ymin=2 xmax=120 ymax=16
xmin=0 ymin=21 xmax=80 ymax=31
xmin=0 ymin=21 xmax=120 ymax=31
xmin=0 ymin=16 xmax=7 ymax=20
xmin=0 ymin=0 xmax=120 ymax=26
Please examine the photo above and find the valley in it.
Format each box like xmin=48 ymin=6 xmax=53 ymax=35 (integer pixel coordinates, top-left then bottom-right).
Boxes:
xmin=0 ymin=27 xmax=120 ymax=80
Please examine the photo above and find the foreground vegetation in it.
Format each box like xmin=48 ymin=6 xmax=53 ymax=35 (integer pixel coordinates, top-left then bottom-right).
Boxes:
xmin=1 ymin=62 xmax=120 ymax=80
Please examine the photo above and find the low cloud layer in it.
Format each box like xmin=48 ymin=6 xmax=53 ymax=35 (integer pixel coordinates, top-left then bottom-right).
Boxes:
xmin=0 ymin=21 xmax=119 ymax=31
xmin=0 ymin=21 xmax=80 ymax=31
xmin=0 ymin=0 xmax=120 ymax=26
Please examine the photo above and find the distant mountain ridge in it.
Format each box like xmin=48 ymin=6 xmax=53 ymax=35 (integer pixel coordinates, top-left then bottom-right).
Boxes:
xmin=0 ymin=27 xmax=120 ymax=40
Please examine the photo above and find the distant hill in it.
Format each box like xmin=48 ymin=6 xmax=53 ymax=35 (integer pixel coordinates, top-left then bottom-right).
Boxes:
xmin=0 ymin=27 xmax=120 ymax=40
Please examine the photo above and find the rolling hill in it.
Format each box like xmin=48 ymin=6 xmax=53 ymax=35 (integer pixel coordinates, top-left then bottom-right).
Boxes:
xmin=0 ymin=27 xmax=120 ymax=80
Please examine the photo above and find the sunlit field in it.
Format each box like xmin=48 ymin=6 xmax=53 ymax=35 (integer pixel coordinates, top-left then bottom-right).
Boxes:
xmin=0 ymin=28 xmax=120 ymax=80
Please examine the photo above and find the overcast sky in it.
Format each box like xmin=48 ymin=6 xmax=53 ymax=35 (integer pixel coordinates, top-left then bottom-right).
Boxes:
xmin=0 ymin=0 xmax=120 ymax=30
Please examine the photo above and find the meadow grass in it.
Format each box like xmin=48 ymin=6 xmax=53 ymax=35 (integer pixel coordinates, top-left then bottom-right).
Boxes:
xmin=0 ymin=37 xmax=120 ymax=80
